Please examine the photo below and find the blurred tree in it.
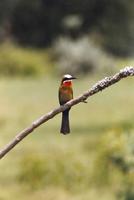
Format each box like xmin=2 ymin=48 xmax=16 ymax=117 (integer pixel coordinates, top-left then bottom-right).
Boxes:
xmin=11 ymin=0 xmax=66 ymax=46
xmin=94 ymin=0 xmax=134 ymax=56
xmin=0 ymin=0 xmax=19 ymax=41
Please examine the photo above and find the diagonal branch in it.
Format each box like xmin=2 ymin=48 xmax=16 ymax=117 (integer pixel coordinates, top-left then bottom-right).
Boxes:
xmin=0 ymin=66 xmax=134 ymax=159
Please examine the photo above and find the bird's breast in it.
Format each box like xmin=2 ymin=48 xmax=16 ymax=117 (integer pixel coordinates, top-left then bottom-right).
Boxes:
xmin=59 ymin=86 xmax=73 ymax=105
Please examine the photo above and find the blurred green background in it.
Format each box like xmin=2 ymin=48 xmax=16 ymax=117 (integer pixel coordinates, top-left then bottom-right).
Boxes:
xmin=0 ymin=0 xmax=134 ymax=200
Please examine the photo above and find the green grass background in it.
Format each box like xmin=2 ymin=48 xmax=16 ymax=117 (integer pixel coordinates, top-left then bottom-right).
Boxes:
xmin=0 ymin=74 xmax=134 ymax=200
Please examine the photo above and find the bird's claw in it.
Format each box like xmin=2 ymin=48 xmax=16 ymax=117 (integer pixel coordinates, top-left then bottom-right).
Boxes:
xmin=82 ymin=99 xmax=88 ymax=103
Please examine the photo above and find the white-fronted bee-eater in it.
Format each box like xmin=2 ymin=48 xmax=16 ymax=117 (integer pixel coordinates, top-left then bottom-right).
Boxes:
xmin=59 ymin=74 xmax=76 ymax=134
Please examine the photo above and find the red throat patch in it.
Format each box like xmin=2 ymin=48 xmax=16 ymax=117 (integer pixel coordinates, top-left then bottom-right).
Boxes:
xmin=62 ymin=80 xmax=72 ymax=87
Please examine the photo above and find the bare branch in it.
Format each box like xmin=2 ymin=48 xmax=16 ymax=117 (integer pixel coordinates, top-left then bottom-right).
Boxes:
xmin=0 ymin=66 xmax=134 ymax=159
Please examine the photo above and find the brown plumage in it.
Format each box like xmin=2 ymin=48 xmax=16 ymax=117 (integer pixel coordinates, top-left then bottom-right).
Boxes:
xmin=59 ymin=74 xmax=76 ymax=134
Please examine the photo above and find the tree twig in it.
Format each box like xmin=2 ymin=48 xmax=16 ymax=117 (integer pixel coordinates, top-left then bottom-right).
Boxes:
xmin=0 ymin=66 xmax=134 ymax=159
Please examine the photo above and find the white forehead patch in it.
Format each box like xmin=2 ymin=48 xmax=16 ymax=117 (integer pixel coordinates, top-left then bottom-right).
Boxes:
xmin=63 ymin=74 xmax=72 ymax=79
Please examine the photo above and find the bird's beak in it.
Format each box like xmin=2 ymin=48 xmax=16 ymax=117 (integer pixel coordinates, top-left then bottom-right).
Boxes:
xmin=71 ymin=76 xmax=77 ymax=80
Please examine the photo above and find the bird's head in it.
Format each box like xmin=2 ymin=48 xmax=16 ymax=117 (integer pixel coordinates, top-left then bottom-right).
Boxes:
xmin=61 ymin=74 xmax=76 ymax=86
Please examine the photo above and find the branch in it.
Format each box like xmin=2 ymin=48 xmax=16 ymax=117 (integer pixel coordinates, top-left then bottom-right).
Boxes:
xmin=0 ymin=66 xmax=134 ymax=159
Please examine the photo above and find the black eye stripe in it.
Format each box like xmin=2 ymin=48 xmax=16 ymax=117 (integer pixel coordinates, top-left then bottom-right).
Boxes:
xmin=62 ymin=77 xmax=70 ymax=82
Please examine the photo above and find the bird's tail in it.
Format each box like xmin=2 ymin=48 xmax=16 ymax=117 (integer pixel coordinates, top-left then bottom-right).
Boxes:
xmin=60 ymin=109 xmax=70 ymax=134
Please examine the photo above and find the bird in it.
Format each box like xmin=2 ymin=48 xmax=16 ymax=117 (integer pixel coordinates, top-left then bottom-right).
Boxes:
xmin=59 ymin=74 xmax=76 ymax=134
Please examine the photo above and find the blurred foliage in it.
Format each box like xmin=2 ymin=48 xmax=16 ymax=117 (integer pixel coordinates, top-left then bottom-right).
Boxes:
xmin=0 ymin=43 xmax=53 ymax=77
xmin=52 ymin=36 xmax=114 ymax=75
xmin=18 ymin=151 xmax=90 ymax=191
xmin=0 ymin=0 xmax=133 ymax=56
xmin=92 ymin=131 xmax=129 ymax=186
xmin=19 ymin=154 xmax=45 ymax=189
xmin=91 ymin=131 xmax=134 ymax=200
xmin=17 ymin=131 xmax=134 ymax=196
xmin=0 ymin=41 xmax=117 ymax=76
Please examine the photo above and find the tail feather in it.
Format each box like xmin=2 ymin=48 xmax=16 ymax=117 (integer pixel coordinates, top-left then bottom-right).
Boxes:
xmin=60 ymin=109 xmax=70 ymax=134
